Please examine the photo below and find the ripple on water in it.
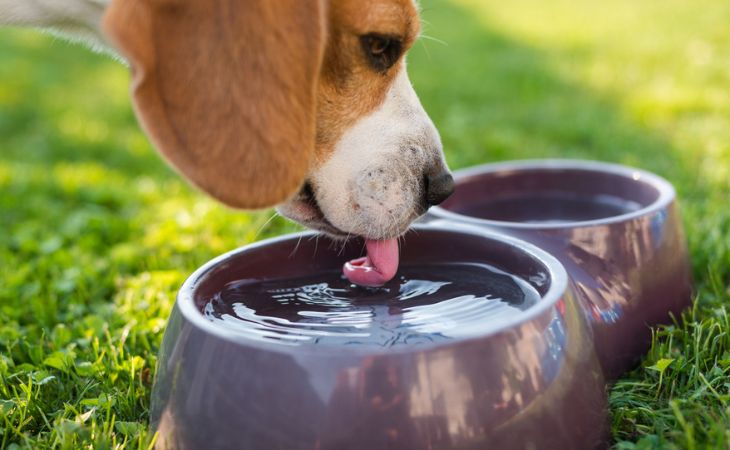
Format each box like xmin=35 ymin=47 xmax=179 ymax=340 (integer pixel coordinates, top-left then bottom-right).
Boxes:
xmin=202 ymin=263 xmax=541 ymax=348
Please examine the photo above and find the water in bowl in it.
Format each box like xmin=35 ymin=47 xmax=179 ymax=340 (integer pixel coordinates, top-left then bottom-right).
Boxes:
xmin=202 ymin=263 xmax=541 ymax=348
xmin=454 ymin=192 xmax=642 ymax=224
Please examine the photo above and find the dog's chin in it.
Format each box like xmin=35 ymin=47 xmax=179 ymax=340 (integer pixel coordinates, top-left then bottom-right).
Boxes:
xmin=276 ymin=185 xmax=415 ymax=241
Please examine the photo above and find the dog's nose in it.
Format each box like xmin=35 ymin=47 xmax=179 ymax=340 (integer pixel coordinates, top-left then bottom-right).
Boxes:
xmin=425 ymin=172 xmax=455 ymax=206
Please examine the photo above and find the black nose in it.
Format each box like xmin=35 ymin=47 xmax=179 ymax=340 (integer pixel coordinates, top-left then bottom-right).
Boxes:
xmin=425 ymin=172 xmax=455 ymax=206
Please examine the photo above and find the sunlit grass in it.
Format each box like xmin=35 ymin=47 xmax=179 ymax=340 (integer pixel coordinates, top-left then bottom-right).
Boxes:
xmin=1 ymin=0 xmax=730 ymax=447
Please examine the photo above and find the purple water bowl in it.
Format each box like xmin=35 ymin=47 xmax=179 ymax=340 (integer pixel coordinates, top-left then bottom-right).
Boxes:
xmin=151 ymin=224 xmax=608 ymax=450
xmin=428 ymin=159 xmax=694 ymax=379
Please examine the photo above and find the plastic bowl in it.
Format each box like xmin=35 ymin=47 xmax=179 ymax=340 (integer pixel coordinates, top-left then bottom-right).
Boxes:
xmin=151 ymin=224 xmax=608 ymax=450
xmin=429 ymin=160 xmax=693 ymax=378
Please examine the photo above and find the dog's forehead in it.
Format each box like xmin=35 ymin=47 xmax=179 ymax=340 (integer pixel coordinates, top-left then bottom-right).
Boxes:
xmin=330 ymin=0 xmax=419 ymax=40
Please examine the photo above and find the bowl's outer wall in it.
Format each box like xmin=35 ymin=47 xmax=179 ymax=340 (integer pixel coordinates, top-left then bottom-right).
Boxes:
xmin=429 ymin=162 xmax=694 ymax=379
xmin=151 ymin=288 xmax=608 ymax=450
xmin=515 ymin=202 xmax=692 ymax=379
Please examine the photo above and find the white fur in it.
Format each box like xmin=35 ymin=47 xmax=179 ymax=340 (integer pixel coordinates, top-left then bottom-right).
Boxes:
xmin=0 ymin=0 xmax=109 ymax=49
xmin=0 ymin=0 xmax=104 ymax=27
xmin=283 ymin=66 xmax=447 ymax=239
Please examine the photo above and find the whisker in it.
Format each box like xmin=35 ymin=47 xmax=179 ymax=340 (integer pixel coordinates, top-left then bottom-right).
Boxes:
xmin=313 ymin=234 xmax=320 ymax=257
xmin=338 ymin=232 xmax=352 ymax=256
xmin=252 ymin=210 xmax=280 ymax=241
xmin=419 ymin=33 xmax=448 ymax=46
xmin=289 ymin=234 xmax=305 ymax=258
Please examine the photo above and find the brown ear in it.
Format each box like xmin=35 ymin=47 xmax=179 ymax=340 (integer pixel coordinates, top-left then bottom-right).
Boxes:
xmin=102 ymin=0 xmax=325 ymax=208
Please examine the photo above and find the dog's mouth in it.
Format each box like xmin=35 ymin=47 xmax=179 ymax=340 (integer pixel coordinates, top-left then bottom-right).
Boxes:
xmin=278 ymin=183 xmax=350 ymax=238
xmin=276 ymin=183 xmax=400 ymax=287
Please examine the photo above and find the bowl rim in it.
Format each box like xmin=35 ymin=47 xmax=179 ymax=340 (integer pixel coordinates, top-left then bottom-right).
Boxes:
xmin=429 ymin=159 xmax=676 ymax=230
xmin=175 ymin=222 xmax=570 ymax=356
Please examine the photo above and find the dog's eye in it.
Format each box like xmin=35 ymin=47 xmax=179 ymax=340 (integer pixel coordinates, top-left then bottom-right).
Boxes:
xmin=360 ymin=34 xmax=402 ymax=72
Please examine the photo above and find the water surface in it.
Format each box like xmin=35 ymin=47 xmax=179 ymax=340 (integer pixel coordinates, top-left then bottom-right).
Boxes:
xmin=454 ymin=192 xmax=642 ymax=224
xmin=203 ymin=263 xmax=541 ymax=348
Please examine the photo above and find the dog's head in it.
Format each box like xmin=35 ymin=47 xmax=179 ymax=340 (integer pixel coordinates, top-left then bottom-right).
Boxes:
xmin=103 ymin=0 xmax=452 ymax=240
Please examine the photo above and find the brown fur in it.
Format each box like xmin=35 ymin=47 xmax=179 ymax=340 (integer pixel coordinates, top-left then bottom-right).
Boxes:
xmin=102 ymin=0 xmax=418 ymax=208
xmin=315 ymin=0 xmax=420 ymax=164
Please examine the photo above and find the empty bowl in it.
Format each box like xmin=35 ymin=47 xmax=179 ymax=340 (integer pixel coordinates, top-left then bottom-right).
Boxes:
xmin=150 ymin=223 xmax=608 ymax=450
xmin=428 ymin=160 xmax=693 ymax=379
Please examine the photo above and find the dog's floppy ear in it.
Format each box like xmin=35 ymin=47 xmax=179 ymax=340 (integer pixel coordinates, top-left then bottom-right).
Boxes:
xmin=102 ymin=0 xmax=325 ymax=208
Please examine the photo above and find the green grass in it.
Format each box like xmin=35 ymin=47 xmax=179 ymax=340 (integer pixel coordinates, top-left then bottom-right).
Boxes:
xmin=0 ymin=0 xmax=729 ymax=448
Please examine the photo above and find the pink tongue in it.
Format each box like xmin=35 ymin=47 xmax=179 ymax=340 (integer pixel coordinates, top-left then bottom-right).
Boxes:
xmin=343 ymin=239 xmax=400 ymax=287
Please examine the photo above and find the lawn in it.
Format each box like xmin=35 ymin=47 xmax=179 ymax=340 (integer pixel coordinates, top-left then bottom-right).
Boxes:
xmin=1 ymin=0 xmax=729 ymax=448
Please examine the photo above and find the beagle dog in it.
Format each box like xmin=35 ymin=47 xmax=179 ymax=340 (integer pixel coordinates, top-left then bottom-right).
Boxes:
xmin=0 ymin=0 xmax=454 ymax=286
